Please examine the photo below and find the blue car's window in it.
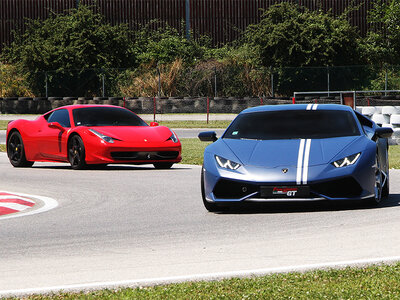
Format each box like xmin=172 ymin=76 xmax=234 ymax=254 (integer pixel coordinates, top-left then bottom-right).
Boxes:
xmin=72 ymin=107 xmax=148 ymax=127
xmin=223 ymin=110 xmax=360 ymax=140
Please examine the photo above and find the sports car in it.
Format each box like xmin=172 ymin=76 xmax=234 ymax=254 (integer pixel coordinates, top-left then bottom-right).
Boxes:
xmin=199 ymin=104 xmax=393 ymax=211
xmin=7 ymin=105 xmax=181 ymax=169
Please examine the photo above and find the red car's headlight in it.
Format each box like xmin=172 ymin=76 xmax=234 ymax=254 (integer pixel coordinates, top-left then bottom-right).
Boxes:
xmin=89 ymin=129 xmax=115 ymax=144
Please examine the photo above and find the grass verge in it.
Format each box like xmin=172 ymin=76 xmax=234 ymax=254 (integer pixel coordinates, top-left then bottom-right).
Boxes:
xmin=0 ymin=120 xmax=8 ymax=130
xmin=20 ymin=263 xmax=400 ymax=299
xmin=158 ymin=120 xmax=231 ymax=128
xmin=180 ymin=138 xmax=211 ymax=165
xmin=0 ymin=144 xmax=5 ymax=152
xmin=389 ymin=145 xmax=400 ymax=169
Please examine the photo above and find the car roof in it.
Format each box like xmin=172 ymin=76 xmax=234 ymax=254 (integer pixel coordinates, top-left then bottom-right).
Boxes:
xmin=241 ymin=104 xmax=354 ymax=114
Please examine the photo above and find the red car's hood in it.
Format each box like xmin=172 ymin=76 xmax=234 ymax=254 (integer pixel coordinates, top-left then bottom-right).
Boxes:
xmin=85 ymin=126 xmax=175 ymax=143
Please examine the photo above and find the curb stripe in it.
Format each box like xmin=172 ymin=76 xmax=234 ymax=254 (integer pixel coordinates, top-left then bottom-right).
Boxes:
xmin=0 ymin=207 xmax=18 ymax=215
xmin=0 ymin=199 xmax=35 ymax=206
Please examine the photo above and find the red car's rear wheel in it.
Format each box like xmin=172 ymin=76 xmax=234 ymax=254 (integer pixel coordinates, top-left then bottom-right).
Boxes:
xmin=7 ymin=131 xmax=34 ymax=167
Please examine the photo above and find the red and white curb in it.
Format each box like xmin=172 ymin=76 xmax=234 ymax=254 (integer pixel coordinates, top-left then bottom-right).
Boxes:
xmin=0 ymin=191 xmax=58 ymax=220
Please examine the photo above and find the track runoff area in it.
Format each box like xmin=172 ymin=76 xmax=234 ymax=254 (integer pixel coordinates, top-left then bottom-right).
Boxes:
xmin=2 ymin=94 xmax=400 ymax=296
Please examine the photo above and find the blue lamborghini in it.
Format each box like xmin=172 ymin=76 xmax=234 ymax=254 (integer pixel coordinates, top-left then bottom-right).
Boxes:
xmin=199 ymin=104 xmax=393 ymax=211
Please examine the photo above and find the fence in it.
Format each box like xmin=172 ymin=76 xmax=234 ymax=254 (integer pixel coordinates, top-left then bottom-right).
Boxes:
xmin=4 ymin=64 xmax=397 ymax=99
xmin=0 ymin=0 xmax=385 ymax=51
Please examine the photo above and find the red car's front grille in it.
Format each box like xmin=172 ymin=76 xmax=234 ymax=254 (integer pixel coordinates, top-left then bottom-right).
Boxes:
xmin=110 ymin=151 xmax=179 ymax=160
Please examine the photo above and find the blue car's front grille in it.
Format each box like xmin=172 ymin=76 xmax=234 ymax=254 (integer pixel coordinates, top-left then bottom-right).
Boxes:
xmin=310 ymin=177 xmax=362 ymax=198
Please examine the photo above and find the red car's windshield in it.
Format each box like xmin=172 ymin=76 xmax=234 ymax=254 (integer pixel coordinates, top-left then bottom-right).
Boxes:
xmin=72 ymin=107 xmax=148 ymax=127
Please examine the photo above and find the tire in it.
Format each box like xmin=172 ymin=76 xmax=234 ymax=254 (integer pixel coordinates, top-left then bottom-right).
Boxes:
xmin=368 ymin=154 xmax=383 ymax=205
xmin=382 ymin=169 xmax=389 ymax=198
xmin=153 ymin=162 xmax=173 ymax=169
xmin=68 ymin=135 xmax=86 ymax=170
xmin=201 ymin=166 xmax=225 ymax=212
xmin=7 ymin=131 xmax=34 ymax=167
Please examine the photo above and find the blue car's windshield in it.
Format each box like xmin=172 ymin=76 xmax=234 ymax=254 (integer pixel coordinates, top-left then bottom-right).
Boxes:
xmin=73 ymin=107 xmax=148 ymax=127
xmin=223 ymin=110 xmax=360 ymax=140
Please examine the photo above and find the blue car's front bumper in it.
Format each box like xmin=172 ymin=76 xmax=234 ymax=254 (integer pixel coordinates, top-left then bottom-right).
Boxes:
xmin=203 ymin=152 xmax=377 ymax=203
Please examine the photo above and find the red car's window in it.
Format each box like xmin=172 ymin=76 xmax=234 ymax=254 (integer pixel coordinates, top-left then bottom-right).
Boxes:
xmin=47 ymin=109 xmax=71 ymax=128
xmin=72 ymin=107 xmax=148 ymax=127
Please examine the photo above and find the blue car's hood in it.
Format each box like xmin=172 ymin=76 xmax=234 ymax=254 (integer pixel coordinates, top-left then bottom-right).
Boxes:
xmin=223 ymin=136 xmax=363 ymax=168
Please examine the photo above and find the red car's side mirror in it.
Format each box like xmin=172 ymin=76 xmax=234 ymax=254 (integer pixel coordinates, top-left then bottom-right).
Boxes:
xmin=150 ymin=122 xmax=159 ymax=127
xmin=48 ymin=122 xmax=65 ymax=131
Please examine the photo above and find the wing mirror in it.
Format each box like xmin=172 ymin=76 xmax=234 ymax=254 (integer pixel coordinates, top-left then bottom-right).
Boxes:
xmin=150 ymin=122 xmax=159 ymax=127
xmin=375 ymin=127 xmax=393 ymax=139
xmin=48 ymin=122 xmax=65 ymax=131
xmin=198 ymin=131 xmax=218 ymax=142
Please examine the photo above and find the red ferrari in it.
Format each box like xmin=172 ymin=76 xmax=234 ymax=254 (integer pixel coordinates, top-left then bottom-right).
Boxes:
xmin=6 ymin=105 xmax=182 ymax=170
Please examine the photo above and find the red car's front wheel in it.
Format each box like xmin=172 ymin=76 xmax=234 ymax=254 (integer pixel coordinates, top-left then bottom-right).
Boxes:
xmin=68 ymin=135 xmax=86 ymax=170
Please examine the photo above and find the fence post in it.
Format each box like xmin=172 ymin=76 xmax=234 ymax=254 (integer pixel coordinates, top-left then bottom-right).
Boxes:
xmin=327 ymin=66 xmax=330 ymax=96
xmin=153 ymin=97 xmax=156 ymax=122
xmin=270 ymin=71 xmax=274 ymax=97
xmin=45 ymin=72 xmax=48 ymax=97
xmin=385 ymin=68 xmax=388 ymax=95
xmin=207 ymin=97 xmax=210 ymax=124
xmin=157 ymin=63 xmax=161 ymax=98
xmin=214 ymin=66 xmax=217 ymax=98
xmin=102 ymin=74 xmax=105 ymax=97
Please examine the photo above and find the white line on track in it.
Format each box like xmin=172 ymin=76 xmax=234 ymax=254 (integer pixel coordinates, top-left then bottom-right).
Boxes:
xmin=1 ymin=256 xmax=400 ymax=297
xmin=0 ymin=191 xmax=58 ymax=220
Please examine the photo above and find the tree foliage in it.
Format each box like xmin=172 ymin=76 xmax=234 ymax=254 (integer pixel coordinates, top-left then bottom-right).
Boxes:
xmin=133 ymin=21 xmax=210 ymax=65
xmin=365 ymin=0 xmax=400 ymax=65
xmin=3 ymin=5 xmax=136 ymax=96
xmin=244 ymin=3 xmax=365 ymax=68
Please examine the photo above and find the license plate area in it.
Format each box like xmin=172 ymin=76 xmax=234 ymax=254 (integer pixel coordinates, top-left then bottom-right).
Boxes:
xmin=260 ymin=186 xmax=310 ymax=198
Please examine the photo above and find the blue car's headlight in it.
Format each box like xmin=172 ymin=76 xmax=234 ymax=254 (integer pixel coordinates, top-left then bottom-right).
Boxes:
xmin=89 ymin=129 xmax=115 ymax=144
xmin=215 ymin=155 xmax=241 ymax=170
xmin=332 ymin=153 xmax=361 ymax=168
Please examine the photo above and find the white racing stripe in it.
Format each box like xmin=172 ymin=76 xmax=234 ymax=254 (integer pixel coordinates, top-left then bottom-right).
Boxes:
xmin=302 ymin=139 xmax=312 ymax=184
xmin=296 ymin=139 xmax=305 ymax=184
xmin=297 ymin=104 xmax=318 ymax=184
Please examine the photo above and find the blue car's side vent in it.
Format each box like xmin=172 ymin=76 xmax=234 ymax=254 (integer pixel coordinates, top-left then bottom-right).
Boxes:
xmin=310 ymin=177 xmax=362 ymax=198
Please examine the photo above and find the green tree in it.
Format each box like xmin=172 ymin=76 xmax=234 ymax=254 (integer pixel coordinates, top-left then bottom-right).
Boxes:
xmin=133 ymin=22 xmax=210 ymax=65
xmin=244 ymin=3 xmax=364 ymax=68
xmin=243 ymin=3 xmax=365 ymax=95
xmin=365 ymin=0 xmax=400 ymax=65
xmin=3 ymin=5 xmax=136 ymax=96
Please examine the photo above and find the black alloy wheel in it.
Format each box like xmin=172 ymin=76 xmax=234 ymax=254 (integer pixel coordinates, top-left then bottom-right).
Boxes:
xmin=68 ymin=135 xmax=86 ymax=170
xmin=7 ymin=131 xmax=34 ymax=167
xmin=369 ymin=154 xmax=383 ymax=205
xmin=153 ymin=162 xmax=174 ymax=169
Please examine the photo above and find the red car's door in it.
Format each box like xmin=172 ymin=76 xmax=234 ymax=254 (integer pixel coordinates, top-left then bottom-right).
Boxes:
xmin=38 ymin=109 xmax=71 ymax=160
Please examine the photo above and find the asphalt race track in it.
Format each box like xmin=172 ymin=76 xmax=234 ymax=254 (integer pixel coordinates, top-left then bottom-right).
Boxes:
xmin=1 ymin=152 xmax=400 ymax=295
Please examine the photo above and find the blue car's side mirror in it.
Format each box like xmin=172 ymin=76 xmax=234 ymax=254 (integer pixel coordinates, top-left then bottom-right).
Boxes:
xmin=375 ymin=127 xmax=393 ymax=139
xmin=198 ymin=131 xmax=218 ymax=142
